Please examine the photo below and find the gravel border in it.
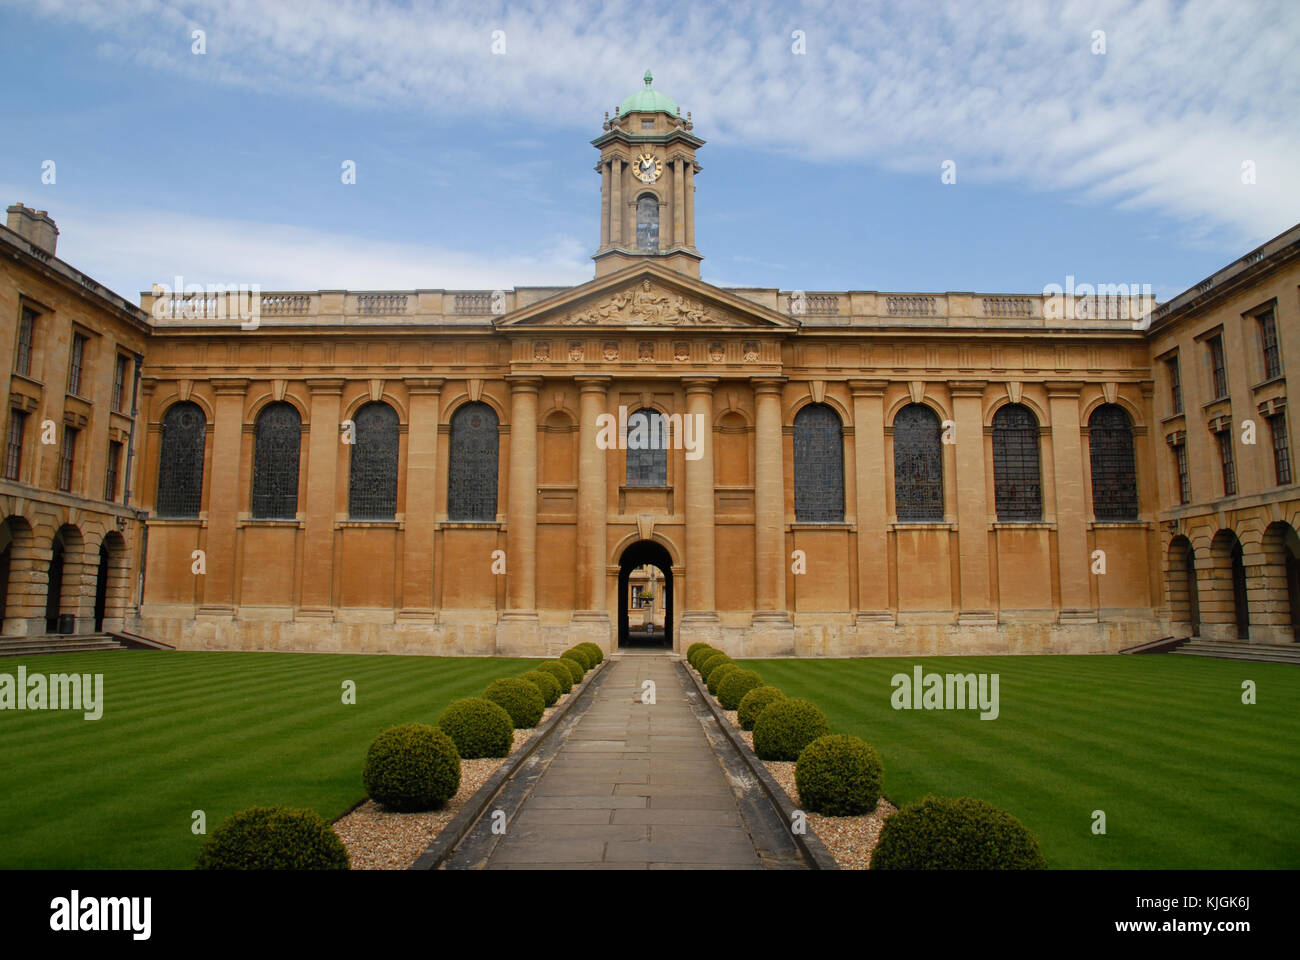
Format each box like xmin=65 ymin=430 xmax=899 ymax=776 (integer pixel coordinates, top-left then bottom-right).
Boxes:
xmin=332 ymin=662 xmax=606 ymax=871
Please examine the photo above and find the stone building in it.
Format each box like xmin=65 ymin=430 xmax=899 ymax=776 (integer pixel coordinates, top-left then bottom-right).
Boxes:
xmin=1 ymin=203 xmax=148 ymax=639
xmin=5 ymin=75 xmax=1299 ymax=658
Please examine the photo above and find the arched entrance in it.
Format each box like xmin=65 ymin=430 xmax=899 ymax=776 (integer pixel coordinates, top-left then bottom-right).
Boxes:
xmin=618 ymin=540 xmax=673 ymax=649
xmin=1258 ymin=521 xmax=1300 ymax=642
xmin=93 ymin=530 xmax=129 ymax=633
xmin=1231 ymin=540 xmax=1250 ymax=640
xmin=1167 ymin=535 xmax=1199 ymax=637
xmin=45 ymin=525 xmax=85 ymax=635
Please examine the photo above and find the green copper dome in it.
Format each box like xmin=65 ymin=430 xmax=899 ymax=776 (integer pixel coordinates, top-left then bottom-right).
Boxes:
xmin=617 ymin=70 xmax=679 ymax=117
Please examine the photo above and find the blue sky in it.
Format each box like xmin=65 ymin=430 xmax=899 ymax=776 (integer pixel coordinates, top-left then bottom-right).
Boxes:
xmin=1 ymin=0 xmax=1297 ymax=304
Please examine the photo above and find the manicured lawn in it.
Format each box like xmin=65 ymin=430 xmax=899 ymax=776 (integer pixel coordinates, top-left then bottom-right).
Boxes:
xmin=0 ymin=650 xmax=533 ymax=869
xmin=746 ymin=654 xmax=1300 ymax=868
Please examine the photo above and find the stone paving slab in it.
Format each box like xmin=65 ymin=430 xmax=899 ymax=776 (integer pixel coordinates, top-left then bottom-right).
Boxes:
xmin=457 ymin=652 xmax=785 ymax=870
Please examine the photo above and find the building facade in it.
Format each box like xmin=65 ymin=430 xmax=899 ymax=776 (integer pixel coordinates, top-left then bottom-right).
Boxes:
xmin=6 ymin=76 xmax=1299 ymax=658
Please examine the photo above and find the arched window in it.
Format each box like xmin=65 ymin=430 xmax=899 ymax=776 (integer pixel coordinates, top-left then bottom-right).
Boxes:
xmin=1089 ymin=404 xmax=1138 ymax=520
xmin=992 ymin=404 xmax=1042 ymax=521
xmin=636 ymin=194 xmax=659 ymax=252
xmin=626 ymin=408 xmax=667 ymax=486
xmin=894 ymin=404 xmax=943 ymax=522
xmin=251 ymin=402 xmax=302 ymax=519
xmin=794 ymin=403 xmax=844 ymax=522
xmin=156 ymin=401 xmax=206 ymax=518
xmin=348 ymin=402 xmax=399 ymax=520
xmin=448 ymin=402 xmax=499 ymax=521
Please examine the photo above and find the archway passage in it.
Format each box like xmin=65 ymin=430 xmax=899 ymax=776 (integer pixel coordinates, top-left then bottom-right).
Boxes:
xmin=1231 ymin=541 xmax=1250 ymax=640
xmin=1167 ymin=536 xmax=1200 ymax=638
xmin=618 ymin=540 xmax=673 ymax=649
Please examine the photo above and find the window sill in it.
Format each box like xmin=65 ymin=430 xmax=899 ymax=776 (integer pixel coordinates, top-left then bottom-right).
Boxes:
xmin=1088 ymin=521 xmax=1152 ymax=530
xmin=1252 ymin=375 xmax=1286 ymax=392
xmin=990 ymin=521 xmax=1056 ymax=529
xmin=337 ymin=520 xmax=403 ymax=529
xmin=436 ymin=520 xmax=504 ymax=530
xmin=890 ymin=521 xmax=956 ymax=530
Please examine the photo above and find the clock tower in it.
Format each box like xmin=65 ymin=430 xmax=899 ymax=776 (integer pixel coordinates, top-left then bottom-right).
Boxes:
xmin=592 ymin=71 xmax=704 ymax=278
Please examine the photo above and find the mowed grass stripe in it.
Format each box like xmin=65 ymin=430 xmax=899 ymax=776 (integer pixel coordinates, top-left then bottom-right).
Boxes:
xmin=746 ymin=654 xmax=1300 ymax=868
xmin=0 ymin=651 xmax=534 ymax=868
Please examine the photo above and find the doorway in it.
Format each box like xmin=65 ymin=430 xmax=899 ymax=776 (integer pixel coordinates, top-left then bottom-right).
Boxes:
xmin=618 ymin=540 xmax=673 ymax=649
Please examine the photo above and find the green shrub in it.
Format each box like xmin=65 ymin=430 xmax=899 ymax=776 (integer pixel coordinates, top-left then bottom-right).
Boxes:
xmin=519 ymin=669 xmax=560 ymax=707
xmin=483 ymin=678 xmax=545 ymax=729
xmin=559 ymin=656 xmax=585 ymax=684
xmin=362 ymin=723 xmax=461 ymax=812
xmin=717 ymin=668 xmax=763 ymax=711
xmin=563 ymin=645 xmax=595 ymax=670
xmin=196 ymin=806 xmax=349 ymax=870
xmin=689 ymin=646 xmax=718 ymax=671
xmin=539 ymin=660 xmax=574 ymax=695
xmin=871 ymin=796 xmax=1047 ymax=870
xmin=707 ymin=661 xmax=741 ymax=696
xmin=578 ymin=642 xmax=604 ymax=665
xmin=698 ymin=652 xmax=731 ymax=680
xmin=752 ymin=698 xmax=831 ymax=761
xmin=691 ymin=647 xmax=722 ymax=671
xmin=737 ymin=686 xmax=786 ymax=731
xmin=686 ymin=642 xmax=711 ymax=664
xmin=794 ymin=735 xmax=883 ymax=815
xmin=436 ymin=697 xmax=515 ymax=758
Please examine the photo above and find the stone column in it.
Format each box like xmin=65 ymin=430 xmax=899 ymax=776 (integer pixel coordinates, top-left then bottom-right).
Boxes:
xmin=673 ymin=158 xmax=685 ymax=247
xmin=1048 ymin=382 xmax=1095 ymax=623
xmin=751 ymin=378 xmax=794 ymax=654
xmin=198 ymin=378 xmax=247 ymax=618
xmin=599 ymin=161 xmax=611 ymax=249
xmin=572 ymin=377 xmax=612 ymax=649
xmin=610 ymin=158 xmax=623 ymax=247
xmin=951 ymin=382 xmax=995 ymax=625
xmin=850 ymin=380 xmax=893 ymax=624
xmin=399 ymin=378 xmax=443 ymax=624
xmin=500 ymin=375 xmax=541 ymax=654
xmin=685 ymin=163 xmax=696 ymax=247
xmin=298 ymin=378 xmax=345 ymax=619
xmin=680 ymin=377 xmax=719 ymax=647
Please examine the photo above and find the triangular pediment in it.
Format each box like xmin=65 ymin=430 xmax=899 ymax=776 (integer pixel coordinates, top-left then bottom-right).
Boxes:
xmin=495 ymin=263 xmax=798 ymax=330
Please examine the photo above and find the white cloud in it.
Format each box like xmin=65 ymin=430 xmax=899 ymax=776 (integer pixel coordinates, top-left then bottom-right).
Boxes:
xmin=19 ymin=0 xmax=1300 ymax=247
xmin=8 ymin=190 xmax=592 ymax=299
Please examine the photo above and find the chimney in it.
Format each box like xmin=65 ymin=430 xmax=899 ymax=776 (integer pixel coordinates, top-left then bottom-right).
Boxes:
xmin=5 ymin=203 xmax=59 ymax=256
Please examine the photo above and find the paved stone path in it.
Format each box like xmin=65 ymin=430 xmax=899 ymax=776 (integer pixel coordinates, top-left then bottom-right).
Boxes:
xmin=483 ymin=652 xmax=767 ymax=869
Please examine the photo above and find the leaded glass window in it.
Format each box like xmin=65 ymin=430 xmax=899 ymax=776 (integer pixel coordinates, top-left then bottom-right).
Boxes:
xmin=625 ymin=408 xmax=667 ymax=486
xmin=348 ymin=402 xmax=399 ymax=520
xmin=894 ymin=404 xmax=943 ymax=521
xmin=992 ymin=404 xmax=1041 ymax=521
xmin=252 ymin=402 xmax=302 ymax=519
xmin=1271 ymin=413 xmax=1292 ymax=486
xmin=447 ymin=402 xmax=499 ymax=521
xmin=156 ymin=401 xmax=206 ymax=518
xmin=1088 ymin=404 xmax=1138 ymax=520
xmin=794 ymin=403 xmax=844 ymax=522
xmin=636 ymin=195 xmax=659 ymax=252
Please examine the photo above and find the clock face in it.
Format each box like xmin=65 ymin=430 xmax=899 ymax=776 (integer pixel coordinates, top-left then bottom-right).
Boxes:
xmin=635 ymin=152 xmax=662 ymax=183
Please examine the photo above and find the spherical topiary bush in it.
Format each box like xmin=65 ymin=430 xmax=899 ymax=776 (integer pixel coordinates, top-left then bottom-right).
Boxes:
xmin=870 ymin=796 xmax=1047 ymax=870
xmin=686 ymin=642 xmax=711 ymax=665
xmin=559 ymin=656 xmax=585 ymax=684
xmin=717 ymin=668 xmax=764 ymax=711
xmin=196 ymin=806 xmax=349 ymax=870
xmin=751 ymin=698 xmax=831 ymax=761
xmin=519 ymin=669 xmax=560 ymax=707
xmin=539 ymin=660 xmax=574 ymax=695
xmin=794 ymin=735 xmax=884 ymax=815
xmin=483 ymin=678 xmax=545 ymax=729
xmin=737 ymin=686 xmax=786 ymax=731
xmin=690 ymin=646 xmax=719 ymax=672
xmin=707 ymin=661 xmax=741 ymax=696
xmin=436 ymin=697 xmax=515 ymax=759
xmin=698 ymin=647 xmax=724 ymax=672
xmin=362 ymin=723 xmax=461 ymax=812
xmin=578 ymin=642 xmax=604 ymax=665
xmin=563 ymin=645 xmax=594 ymax=670
xmin=699 ymin=652 xmax=731 ymax=681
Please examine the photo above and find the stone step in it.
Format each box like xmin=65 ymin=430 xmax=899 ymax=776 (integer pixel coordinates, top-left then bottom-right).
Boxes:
xmin=1172 ymin=639 xmax=1300 ymax=665
xmin=0 ymin=634 xmax=128 ymax=657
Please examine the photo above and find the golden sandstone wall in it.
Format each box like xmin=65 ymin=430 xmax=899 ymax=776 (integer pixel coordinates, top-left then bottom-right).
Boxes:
xmin=6 ymin=201 xmax=1296 ymax=660
xmin=131 ymin=267 xmax=1174 ymax=659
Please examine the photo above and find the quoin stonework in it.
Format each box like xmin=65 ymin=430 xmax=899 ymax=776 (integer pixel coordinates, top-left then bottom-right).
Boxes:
xmin=4 ymin=74 xmax=1299 ymax=659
